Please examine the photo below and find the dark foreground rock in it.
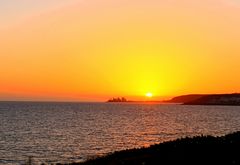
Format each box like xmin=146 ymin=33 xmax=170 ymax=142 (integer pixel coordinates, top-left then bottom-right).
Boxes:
xmin=62 ymin=131 xmax=240 ymax=165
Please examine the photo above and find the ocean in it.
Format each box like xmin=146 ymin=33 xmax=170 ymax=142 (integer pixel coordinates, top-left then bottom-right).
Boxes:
xmin=0 ymin=102 xmax=240 ymax=164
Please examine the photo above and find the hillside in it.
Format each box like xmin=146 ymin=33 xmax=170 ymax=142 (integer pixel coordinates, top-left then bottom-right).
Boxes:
xmin=184 ymin=93 xmax=240 ymax=105
xmin=165 ymin=94 xmax=206 ymax=103
xmin=59 ymin=131 xmax=240 ymax=165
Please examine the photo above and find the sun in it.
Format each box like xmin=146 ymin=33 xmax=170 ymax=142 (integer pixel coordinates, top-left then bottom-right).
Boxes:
xmin=146 ymin=92 xmax=153 ymax=98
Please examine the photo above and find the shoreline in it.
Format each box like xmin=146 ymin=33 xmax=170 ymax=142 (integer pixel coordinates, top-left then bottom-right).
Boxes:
xmin=55 ymin=131 xmax=240 ymax=165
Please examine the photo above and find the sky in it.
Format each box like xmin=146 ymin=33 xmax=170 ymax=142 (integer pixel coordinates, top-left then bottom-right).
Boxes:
xmin=0 ymin=0 xmax=240 ymax=101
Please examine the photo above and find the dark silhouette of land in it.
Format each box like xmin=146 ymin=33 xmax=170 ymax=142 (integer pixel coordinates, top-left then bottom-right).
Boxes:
xmin=108 ymin=93 xmax=240 ymax=105
xmin=57 ymin=131 xmax=240 ymax=165
xmin=184 ymin=93 xmax=240 ymax=105
xmin=164 ymin=94 xmax=207 ymax=103
xmin=165 ymin=93 xmax=240 ymax=105
xmin=107 ymin=97 xmax=162 ymax=103
xmin=107 ymin=97 xmax=128 ymax=102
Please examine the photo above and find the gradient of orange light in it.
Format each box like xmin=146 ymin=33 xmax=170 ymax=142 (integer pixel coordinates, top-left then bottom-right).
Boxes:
xmin=0 ymin=0 xmax=240 ymax=101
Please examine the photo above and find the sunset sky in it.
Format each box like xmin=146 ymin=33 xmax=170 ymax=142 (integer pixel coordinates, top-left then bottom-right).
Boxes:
xmin=0 ymin=0 xmax=240 ymax=101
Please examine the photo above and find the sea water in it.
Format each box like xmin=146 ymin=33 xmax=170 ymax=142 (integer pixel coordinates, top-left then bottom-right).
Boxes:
xmin=0 ymin=102 xmax=240 ymax=164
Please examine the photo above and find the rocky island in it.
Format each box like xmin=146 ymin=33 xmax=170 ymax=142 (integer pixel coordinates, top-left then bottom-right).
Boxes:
xmin=107 ymin=97 xmax=128 ymax=102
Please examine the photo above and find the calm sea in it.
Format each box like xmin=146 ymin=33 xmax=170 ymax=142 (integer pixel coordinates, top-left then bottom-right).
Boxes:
xmin=0 ymin=102 xmax=240 ymax=164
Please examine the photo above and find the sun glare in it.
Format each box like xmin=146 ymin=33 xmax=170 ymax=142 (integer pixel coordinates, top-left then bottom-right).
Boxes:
xmin=146 ymin=92 xmax=153 ymax=98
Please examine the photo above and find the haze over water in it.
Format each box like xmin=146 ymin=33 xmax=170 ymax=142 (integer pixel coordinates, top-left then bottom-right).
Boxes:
xmin=1 ymin=102 xmax=240 ymax=164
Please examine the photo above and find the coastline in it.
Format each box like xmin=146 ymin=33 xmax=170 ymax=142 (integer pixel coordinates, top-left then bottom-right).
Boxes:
xmin=166 ymin=93 xmax=240 ymax=106
xmin=57 ymin=131 xmax=240 ymax=165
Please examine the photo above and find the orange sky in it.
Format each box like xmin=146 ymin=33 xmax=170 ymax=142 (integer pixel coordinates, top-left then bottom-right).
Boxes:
xmin=0 ymin=0 xmax=240 ymax=101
